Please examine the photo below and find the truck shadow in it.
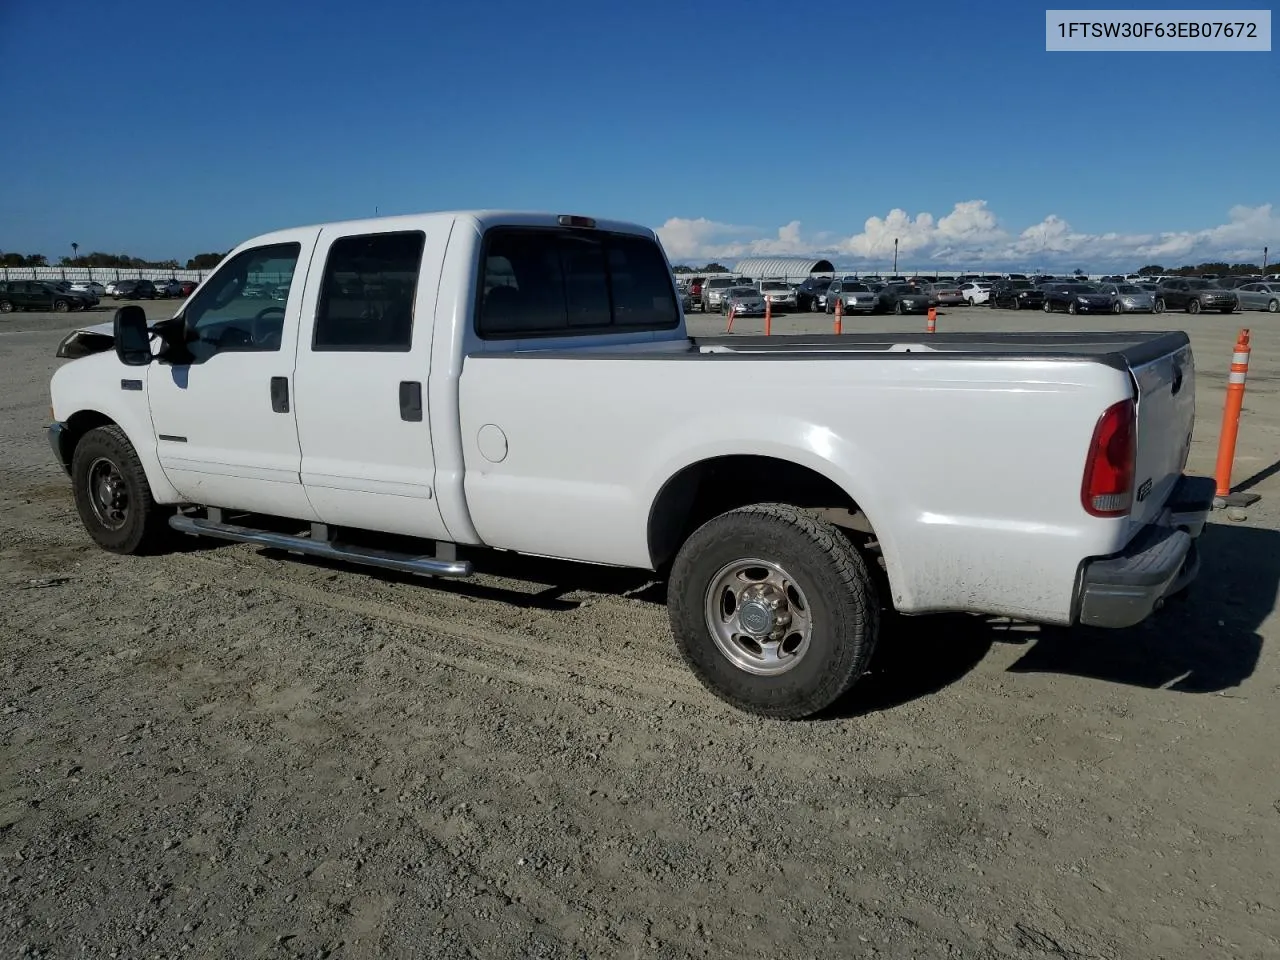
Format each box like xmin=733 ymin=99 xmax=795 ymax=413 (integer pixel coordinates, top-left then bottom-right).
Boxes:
xmin=828 ymin=520 xmax=1276 ymax=718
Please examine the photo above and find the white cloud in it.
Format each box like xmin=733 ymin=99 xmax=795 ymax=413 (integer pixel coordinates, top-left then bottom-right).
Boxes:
xmin=658 ymin=201 xmax=1280 ymax=270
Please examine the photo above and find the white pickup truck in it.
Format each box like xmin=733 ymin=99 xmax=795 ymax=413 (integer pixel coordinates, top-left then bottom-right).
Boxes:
xmin=47 ymin=210 xmax=1214 ymax=719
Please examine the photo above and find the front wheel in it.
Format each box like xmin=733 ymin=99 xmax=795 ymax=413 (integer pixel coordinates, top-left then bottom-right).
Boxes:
xmin=54 ymin=299 xmax=69 ymax=312
xmin=1011 ymin=298 xmax=1020 ymax=311
xmin=1153 ymin=298 xmax=1165 ymax=314
xmin=1067 ymin=301 xmax=1077 ymax=315
xmin=894 ymin=300 xmax=904 ymax=315
xmin=1112 ymin=302 xmax=1123 ymax=314
xmin=0 ymin=300 xmax=13 ymax=313
xmin=1268 ymin=299 xmax=1278 ymax=313
xmin=1187 ymin=299 xmax=1201 ymax=314
xmin=70 ymin=425 xmax=170 ymax=555
xmin=667 ymin=503 xmax=880 ymax=719
xmin=1043 ymin=300 xmax=1052 ymax=313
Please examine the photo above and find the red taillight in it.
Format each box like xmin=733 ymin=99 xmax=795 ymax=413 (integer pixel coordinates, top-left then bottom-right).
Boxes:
xmin=1081 ymin=398 xmax=1136 ymax=517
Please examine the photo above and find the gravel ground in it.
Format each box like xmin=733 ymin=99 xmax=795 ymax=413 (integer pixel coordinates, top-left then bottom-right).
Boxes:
xmin=2 ymin=301 xmax=1279 ymax=959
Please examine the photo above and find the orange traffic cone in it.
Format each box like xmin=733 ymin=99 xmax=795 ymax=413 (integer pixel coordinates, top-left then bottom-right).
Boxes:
xmin=926 ymin=306 xmax=937 ymax=333
xmin=764 ymin=295 xmax=772 ymax=336
xmin=833 ymin=296 xmax=843 ymax=335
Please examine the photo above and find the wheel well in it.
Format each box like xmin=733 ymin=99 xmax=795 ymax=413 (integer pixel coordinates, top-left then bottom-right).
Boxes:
xmin=647 ymin=455 xmax=877 ymax=570
xmin=58 ymin=410 xmax=117 ymax=467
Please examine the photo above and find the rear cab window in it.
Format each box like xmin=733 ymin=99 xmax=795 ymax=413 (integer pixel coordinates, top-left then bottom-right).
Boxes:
xmin=477 ymin=227 xmax=679 ymax=339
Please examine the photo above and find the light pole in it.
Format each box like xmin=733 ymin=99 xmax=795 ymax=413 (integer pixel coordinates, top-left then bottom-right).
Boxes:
xmin=893 ymin=237 xmax=898 ymax=275
xmin=71 ymin=242 xmax=78 ymax=262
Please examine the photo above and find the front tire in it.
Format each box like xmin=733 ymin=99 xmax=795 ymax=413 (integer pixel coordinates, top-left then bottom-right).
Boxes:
xmin=1043 ymin=300 xmax=1052 ymax=313
xmin=70 ymin=425 xmax=169 ymax=555
xmin=1112 ymin=302 xmax=1123 ymax=314
xmin=1187 ymin=299 xmax=1201 ymax=314
xmin=54 ymin=299 xmax=69 ymax=312
xmin=1154 ymin=298 xmax=1165 ymax=314
xmin=667 ymin=503 xmax=880 ymax=720
xmin=1067 ymin=301 xmax=1077 ymax=315
xmin=1268 ymin=299 xmax=1278 ymax=313
xmin=0 ymin=299 xmax=12 ymax=313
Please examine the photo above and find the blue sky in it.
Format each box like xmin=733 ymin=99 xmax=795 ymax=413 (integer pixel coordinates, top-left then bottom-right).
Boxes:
xmin=0 ymin=0 xmax=1276 ymax=269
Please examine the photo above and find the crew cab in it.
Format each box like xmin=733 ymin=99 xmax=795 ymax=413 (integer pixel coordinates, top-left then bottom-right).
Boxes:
xmin=47 ymin=210 xmax=1213 ymax=719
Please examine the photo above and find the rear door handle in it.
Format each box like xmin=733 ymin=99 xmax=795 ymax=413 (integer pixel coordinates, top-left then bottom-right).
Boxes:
xmin=399 ymin=381 xmax=423 ymax=422
xmin=270 ymin=376 xmax=290 ymax=413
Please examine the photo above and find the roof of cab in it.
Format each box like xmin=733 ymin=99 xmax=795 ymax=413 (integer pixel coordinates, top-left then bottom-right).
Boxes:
xmin=238 ymin=210 xmax=658 ymax=248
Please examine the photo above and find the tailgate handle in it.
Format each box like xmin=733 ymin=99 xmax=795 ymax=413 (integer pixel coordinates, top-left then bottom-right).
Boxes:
xmin=399 ymin=381 xmax=423 ymax=422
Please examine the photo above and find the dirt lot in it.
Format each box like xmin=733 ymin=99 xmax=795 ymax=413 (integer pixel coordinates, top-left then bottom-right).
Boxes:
xmin=2 ymin=301 xmax=1279 ymax=959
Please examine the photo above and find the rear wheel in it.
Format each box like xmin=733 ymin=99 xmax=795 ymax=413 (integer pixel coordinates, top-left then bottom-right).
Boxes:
xmin=967 ymin=297 xmax=975 ymax=306
xmin=0 ymin=300 xmax=12 ymax=313
xmin=667 ymin=503 xmax=880 ymax=719
xmin=70 ymin=425 xmax=170 ymax=555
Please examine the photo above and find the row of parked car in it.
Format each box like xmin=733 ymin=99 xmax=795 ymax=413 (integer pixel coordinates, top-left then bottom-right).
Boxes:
xmin=676 ymin=271 xmax=1280 ymax=318
xmin=0 ymin=277 xmax=207 ymax=312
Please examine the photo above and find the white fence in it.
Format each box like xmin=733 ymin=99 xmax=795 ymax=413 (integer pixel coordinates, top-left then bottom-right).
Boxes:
xmin=0 ymin=265 xmax=212 ymax=284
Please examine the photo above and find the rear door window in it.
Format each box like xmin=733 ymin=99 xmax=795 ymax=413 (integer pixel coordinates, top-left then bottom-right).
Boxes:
xmin=478 ymin=227 xmax=679 ymax=338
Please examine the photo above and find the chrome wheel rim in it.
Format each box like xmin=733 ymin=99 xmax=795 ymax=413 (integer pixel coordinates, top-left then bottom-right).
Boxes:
xmin=87 ymin=457 xmax=129 ymax=530
xmin=703 ymin=559 xmax=813 ymax=676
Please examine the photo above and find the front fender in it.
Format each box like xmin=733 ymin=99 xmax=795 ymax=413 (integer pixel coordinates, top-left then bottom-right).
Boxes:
xmin=50 ymin=354 xmax=181 ymax=504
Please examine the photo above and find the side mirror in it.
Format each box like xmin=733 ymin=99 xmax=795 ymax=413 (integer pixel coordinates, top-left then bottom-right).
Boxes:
xmin=113 ymin=306 xmax=153 ymax=366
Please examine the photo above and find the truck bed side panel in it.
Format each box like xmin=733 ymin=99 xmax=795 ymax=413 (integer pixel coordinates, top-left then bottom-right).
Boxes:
xmin=457 ymin=353 xmax=1134 ymax=623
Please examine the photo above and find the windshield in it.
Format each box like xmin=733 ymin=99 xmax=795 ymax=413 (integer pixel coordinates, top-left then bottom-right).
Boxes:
xmin=843 ymin=284 xmax=870 ymax=292
xmin=1063 ymin=284 xmax=1094 ymax=292
xmin=1116 ymin=284 xmax=1141 ymax=294
xmin=728 ymin=288 xmax=756 ymax=297
xmin=1187 ymin=279 xmax=1212 ymax=289
xmin=896 ymin=285 xmax=924 ymax=294
xmin=760 ymin=282 xmax=789 ymax=290
xmin=1009 ymin=281 xmax=1032 ymax=289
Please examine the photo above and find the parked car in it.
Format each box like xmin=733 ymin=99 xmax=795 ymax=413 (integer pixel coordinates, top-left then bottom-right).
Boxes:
xmin=926 ymin=283 xmax=965 ymax=307
xmin=179 ymin=280 xmax=200 ymax=296
xmin=677 ymin=276 xmax=707 ymax=311
xmin=757 ymin=280 xmax=798 ymax=311
xmin=1153 ymin=278 xmax=1237 ymax=315
xmin=876 ymin=283 xmax=932 ymax=314
xmin=701 ymin=277 xmax=740 ymax=313
xmin=153 ymin=279 xmax=184 ymax=298
xmin=796 ymin=277 xmax=833 ymax=312
xmin=721 ymin=285 xmax=766 ymax=316
xmin=825 ymin=279 xmax=878 ymax=314
xmin=988 ymin=279 xmax=1045 ymax=310
xmin=108 ymin=279 xmax=157 ymax=300
xmin=1234 ymin=281 xmax=1280 ymax=313
xmin=1097 ymin=283 xmax=1155 ymax=313
xmin=1042 ymin=283 xmax=1114 ymax=315
xmin=46 ymin=208 xmax=1212 ymax=719
xmin=71 ymin=280 xmax=106 ymax=299
xmin=0 ymin=280 xmax=93 ymax=312
xmin=957 ymin=281 xmax=991 ymax=305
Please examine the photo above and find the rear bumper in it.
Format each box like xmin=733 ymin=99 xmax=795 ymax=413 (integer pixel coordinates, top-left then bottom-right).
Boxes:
xmin=1076 ymin=475 xmax=1215 ymax=628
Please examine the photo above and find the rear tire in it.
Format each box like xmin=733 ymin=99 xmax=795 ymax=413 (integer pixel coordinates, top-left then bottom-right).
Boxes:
xmin=667 ymin=503 xmax=880 ymax=720
xmin=0 ymin=300 xmax=12 ymax=313
xmin=70 ymin=425 xmax=170 ymax=555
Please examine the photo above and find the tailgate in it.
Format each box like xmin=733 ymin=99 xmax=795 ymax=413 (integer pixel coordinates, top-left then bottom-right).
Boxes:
xmin=1129 ymin=341 xmax=1196 ymax=526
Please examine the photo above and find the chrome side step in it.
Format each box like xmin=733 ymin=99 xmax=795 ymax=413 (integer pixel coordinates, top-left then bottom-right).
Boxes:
xmin=168 ymin=514 xmax=473 ymax=578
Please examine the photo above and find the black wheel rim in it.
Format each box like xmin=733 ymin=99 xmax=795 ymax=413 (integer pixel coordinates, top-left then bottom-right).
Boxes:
xmin=87 ymin=457 xmax=129 ymax=530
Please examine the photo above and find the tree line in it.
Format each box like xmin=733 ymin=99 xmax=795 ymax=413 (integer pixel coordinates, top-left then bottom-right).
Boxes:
xmin=1 ymin=251 xmax=227 ymax=270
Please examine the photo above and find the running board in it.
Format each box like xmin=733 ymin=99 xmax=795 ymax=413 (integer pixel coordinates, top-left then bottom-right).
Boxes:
xmin=168 ymin=514 xmax=473 ymax=578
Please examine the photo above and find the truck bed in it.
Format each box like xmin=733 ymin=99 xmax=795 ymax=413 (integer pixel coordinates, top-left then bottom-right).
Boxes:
xmin=478 ymin=330 xmax=1190 ymax=371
